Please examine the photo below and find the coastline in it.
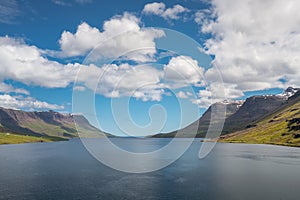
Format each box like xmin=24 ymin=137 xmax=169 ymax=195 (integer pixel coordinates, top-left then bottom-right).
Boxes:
xmin=201 ymin=137 xmax=300 ymax=148
xmin=2 ymin=134 xmax=299 ymax=148
xmin=0 ymin=132 xmax=67 ymax=145
xmin=217 ymin=139 xmax=300 ymax=148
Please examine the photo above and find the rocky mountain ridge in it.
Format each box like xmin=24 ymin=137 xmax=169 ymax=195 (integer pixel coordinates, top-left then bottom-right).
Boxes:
xmin=0 ymin=107 xmax=109 ymax=140
xmin=219 ymin=88 xmax=300 ymax=146
xmin=152 ymin=87 xmax=300 ymax=138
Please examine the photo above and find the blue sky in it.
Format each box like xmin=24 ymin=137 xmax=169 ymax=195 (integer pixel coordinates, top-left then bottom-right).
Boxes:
xmin=1 ymin=0 xmax=299 ymax=136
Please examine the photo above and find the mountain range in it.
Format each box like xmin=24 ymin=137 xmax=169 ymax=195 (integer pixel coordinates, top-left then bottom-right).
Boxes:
xmin=219 ymin=88 xmax=300 ymax=146
xmin=0 ymin=108 xmax=110 ymax=144
xmin=1 ymin=87 xmax=300 ymax=147
xmin=153 ymin=87 xmax=300 ymax=146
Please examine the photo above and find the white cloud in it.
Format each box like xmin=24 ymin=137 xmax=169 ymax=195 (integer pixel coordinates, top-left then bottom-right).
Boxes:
xmin=75 ymin=0 xmax=92 ymax=4
xmin=192 ymin=89 xmax=221 ymax=108
xmin=75 ymin=56 xmax=205 ymax=101
xmin=176 ymin=91 xmax=192 ymax=99
xmin=0 ymin=36 xmax=80 ymax=88
xmin=210 ymin=82 xmax=244 ymax=99
xmin=143 ymin=2 xmax=188 ymax=20
xmin=97 ymin=63 xmax=163 ymax=101
xmin=58 ymin=13 xmax=165 ymax=61
xmin=73 ymin=86 xmax=86 ymax=91
xmin=0 ymin=94 xmax=64 ymax=110
xmin=194 ymin=11 xmax=205 ymax=25
xmin=52 ymin=0 xmax=92 ymax=6
xmin=194 ymin=9 xmax=215 ymax=33
xmin=201 ymin=0 xmax=300 ymax=94
xmin=0 ymin=36 xmax=85 ymax=110
xmin=77 ymin=63 xmax=164 ymax=101
xmin=191 ymin=82 xmax=244 ymax=108
xmin=0 ymin=83 xmax=29 ymax=95
xmin=0 ymin=34 xmax=205 ymax=104
xmin=52 ymin=0 xmax=71 ymax=6
xmin=143 ymin=2 xmax=165 ymax=16
xmin=0 ymin=0 xmax=20 ymax=24
xmin=191 ymin=90 xmax=212 ymax=108
xmin=163 ymin=56 xmax=205 ymax=88
xmin=164 ymin=5 xmax=187 ymax=20
xmin=59 ymin=22 xmax=102 ymax=57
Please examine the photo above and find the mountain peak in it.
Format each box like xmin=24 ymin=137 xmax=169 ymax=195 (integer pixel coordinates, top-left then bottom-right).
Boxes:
xmin=282 ymin=87 xmax=300 ymax=98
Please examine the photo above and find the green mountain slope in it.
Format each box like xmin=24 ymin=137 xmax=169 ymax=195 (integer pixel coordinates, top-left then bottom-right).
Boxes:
xmin=0 ymin=132 xmax=66 ymax=145
xmin=0 ymin=107 xmax=111 ymax=144
xmin=219 ymin=91 xmax=300 ymax=147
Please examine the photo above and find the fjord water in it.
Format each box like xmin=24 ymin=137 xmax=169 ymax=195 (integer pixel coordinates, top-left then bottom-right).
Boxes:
xmin=0 ymin=139 xmax=299 ymax=200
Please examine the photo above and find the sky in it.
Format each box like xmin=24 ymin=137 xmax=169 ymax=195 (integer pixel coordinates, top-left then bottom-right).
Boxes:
xmin=0 ymin=0 xmax=299 ymax=136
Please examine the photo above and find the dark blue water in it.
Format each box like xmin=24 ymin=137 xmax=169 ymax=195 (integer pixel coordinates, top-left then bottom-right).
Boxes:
xmin=0 ymin=138 xmax=299 ymax=200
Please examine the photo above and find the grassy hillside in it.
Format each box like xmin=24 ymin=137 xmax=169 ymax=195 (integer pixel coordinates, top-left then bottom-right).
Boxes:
xmin=219 ymin=97 xmax=300 ymax=147
xmin=221 ymin=95 xmax=286 ymax=134
xmin=20 ymin=120 xmax=77 ymax=138
xmin=0 ymin=132 xmax=66 ymax=145
xmin=0 ymin=107 xmax=111 ymax=144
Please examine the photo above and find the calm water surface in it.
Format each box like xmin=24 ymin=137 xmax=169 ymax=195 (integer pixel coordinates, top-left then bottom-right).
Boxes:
xmin=0 ymin=138 xmax=299 ymax=200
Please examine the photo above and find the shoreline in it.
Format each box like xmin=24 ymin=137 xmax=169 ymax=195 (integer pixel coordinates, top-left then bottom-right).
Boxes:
xmin=0 ymin=132 xmax=68 ymax=145
xmin=200 ymin=137 xmax=300 ymax=148
xmin=1 ymin=135 xmax=299 ymax=148
xmin=217 ymin=140 xmax=300 ymax=148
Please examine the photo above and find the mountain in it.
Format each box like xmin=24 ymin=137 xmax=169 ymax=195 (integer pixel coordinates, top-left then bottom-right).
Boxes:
xmin=222 ymin=87 xmax=300 ymax=134
xmin=152 ymin=100 xmax=244 ymax=138
xmin=0 ymin=107 xmax=110 ymax=143
xmin=222 ymin=95 xmax=287 ymax=134
xmin=152 ymin=87 xmax=300 ymax=139
xmin=219 ymin=90 xmax=300 ymax=147
xmin=281 ymin=86 xmax=300 ymax=98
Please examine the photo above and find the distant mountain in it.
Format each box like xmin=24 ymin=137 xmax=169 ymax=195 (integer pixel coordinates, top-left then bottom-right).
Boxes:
xmin=152 ymin=87 xmax=300 ymax=139
xmin=222 ymin=87 xmax=300 ymax=134
xmin=222 ymin=95 xmax=287 ymax=134
xmin=0 ymin=107 xmax=111 ymax=141
xmin=152 ymin=100 xmax=244 ymax=138
xmin=219 ymin=89 xmax=300 ymax=147
xmin=281 ymin=86 xmax=300 ymax=98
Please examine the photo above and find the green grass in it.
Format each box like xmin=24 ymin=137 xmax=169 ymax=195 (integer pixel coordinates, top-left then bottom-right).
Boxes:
xmin=219 ymin=100 xmax=300 ymax=147
xmin=21 ymin=120 xmax=78 ymax=138
xmin=21 ymin=120 xmax=108 ymax=138
xmin=0 ymin=132 xmax=67 ymax=145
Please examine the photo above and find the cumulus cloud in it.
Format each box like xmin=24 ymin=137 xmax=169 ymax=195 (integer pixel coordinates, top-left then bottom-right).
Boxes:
xmin=191 ymin=89 xmax=213 ymax=108
xmin=200 ymin=0 xmax=300 ymax=95
xmin=0 ymin=83 xmax=29 ymax=95
xmin=143 ymin=2 xmax=188 ymax=20
xmin=58 ymin=13 xmax=165 ymax=61
xmin=163 ymin=56 xmax=205 ymax=88
xmin=191 ymin=82 xmax=243 ymax=108
xmin=176 ymin=91 xmax=193 ymax=99
xmin=77 ymin=63 xmax=164 ymax=101
xmin=0 ymin=94 xmax=64 ymax=110
xmin=0 ymin=39 xmax=207 ymax=111
xmin=0 ymin=20 xmax=205 ymax=107
xmin=75 ymin=55 xmax=205 ymax=101
xmin=0 ymin=36 xmax=80 ymax=88
xmin=0 ymin=36 xmax=80 ymax=110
